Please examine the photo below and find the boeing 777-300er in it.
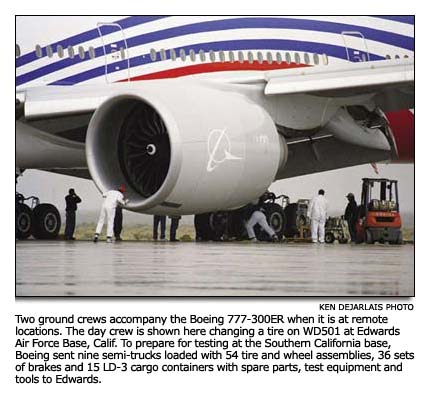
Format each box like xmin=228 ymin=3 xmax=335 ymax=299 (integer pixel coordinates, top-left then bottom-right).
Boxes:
xmin=15 ymin=16 xmax=414 ymax=238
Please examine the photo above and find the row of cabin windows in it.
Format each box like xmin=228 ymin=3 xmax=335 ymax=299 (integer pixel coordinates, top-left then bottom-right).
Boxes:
xmin=150 ymin=48 xmax=329 ymax=66
xmin=386 ymin=54 xmax=410 ymax=60
xmin=15 ymin=44 xmax=97 ymax=60
xmin=36 ymin=44 xmax=97 ymax=60
xmin=15 ymin=44 xmax=413 ymax=63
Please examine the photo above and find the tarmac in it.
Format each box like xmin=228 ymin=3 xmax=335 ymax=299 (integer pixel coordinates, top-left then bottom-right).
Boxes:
xmin=16 ymin=240 xmax=414 ymax=297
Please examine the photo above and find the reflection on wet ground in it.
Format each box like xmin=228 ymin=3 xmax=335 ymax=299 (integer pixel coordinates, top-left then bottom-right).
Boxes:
xmin=16 ymin=241 xmax=414 ymax=296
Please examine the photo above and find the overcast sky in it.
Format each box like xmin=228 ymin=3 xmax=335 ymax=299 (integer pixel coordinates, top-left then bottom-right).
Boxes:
xmin=16 ymin=163 xmax=414 ymax=225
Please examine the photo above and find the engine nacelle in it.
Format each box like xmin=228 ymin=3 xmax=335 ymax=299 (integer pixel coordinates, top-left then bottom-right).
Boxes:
xmin=86 ymin=81 xmax=287 ymax=215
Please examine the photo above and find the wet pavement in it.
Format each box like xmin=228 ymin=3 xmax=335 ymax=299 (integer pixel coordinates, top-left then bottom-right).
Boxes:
xmin=16 ymin=241 xmax=414 ymax=297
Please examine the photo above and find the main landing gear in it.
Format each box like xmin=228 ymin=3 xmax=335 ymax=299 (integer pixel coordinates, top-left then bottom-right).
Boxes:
xmin=16 ymin=192 xmax=61 ymax=239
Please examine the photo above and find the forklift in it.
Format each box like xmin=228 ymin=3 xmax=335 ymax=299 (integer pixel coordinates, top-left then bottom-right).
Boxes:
xmin=355 ymin=178 xmax=403 ymax=244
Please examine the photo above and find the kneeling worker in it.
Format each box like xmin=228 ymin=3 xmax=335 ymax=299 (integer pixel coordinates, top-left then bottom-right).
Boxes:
xmin=244 ymin=195 xmax=278 ymax=242
xmin=94 ymin=185 xmax=128 ymax=243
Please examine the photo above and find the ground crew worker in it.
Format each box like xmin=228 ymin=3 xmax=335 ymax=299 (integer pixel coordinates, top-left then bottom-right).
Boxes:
xmin=153 ymin=215 xmax=166 ymax=240
xmin=169 ymin=215 xmax=181 ymax=242
xmin=308 ymin=189 xmax=328 ymax=243
xmin=344 ymin=192 xmax=358 ymax=242
xmin=244 ymin=194 xmax=278 ymax=242
xmin=64 ymin=188 xmax=81 ymax=240
xmin=113 ymin=206 xmax=123 ymax=241
xmin=94 ymin=185 xmax=128 ymax=243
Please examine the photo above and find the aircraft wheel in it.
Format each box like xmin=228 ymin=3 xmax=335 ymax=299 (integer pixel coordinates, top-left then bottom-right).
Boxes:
xmin=325 ymin=232 xmax=335 ymax=244
xmin=256 ymin=203 xmax=285 ymax=241
xmin=338 ymin=238 xmax=349 ymax=244
xmin=16 ymin=203 xmax=33 ymax=239
xmin=32 ymin=204 xmax=61 ymax=239
xmin=283 ymin=203 xmax=299 ymax=238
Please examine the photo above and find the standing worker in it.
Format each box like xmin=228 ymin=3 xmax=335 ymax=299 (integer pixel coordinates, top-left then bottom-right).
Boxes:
xmin=344 ymin=193 xmax=358 ymax=242
xmin=114 ymin=206 xmax=123 ymax=241
xmin=64 ymin=188 xmax=81 ymax=240
xmin=244 ymin=194 xmax=278 ymax=242
xmin=308 ymin=189 xmax=328 ymax=243
xmin=93 ymin=185 xmax=128 ymax=243
xmin=153 ymin=215 xmax=166 ymax=241
xmin=169 ymin=215 xmax=181 ymax=242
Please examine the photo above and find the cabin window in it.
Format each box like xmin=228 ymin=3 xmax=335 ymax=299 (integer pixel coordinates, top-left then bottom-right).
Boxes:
xmin=189 ymin=49 xmax=196 ymax=62
xmin=313 ymin=53 xmax=320 ymax=65
xmin=35 ymin=45 xmax=43 ymax=58
xmin=179 ymin=49 xmax=186 ymax=61
xmin=294 ymin=52 xmax=301 ymax=64
xmin=304 ymin=53 xmax=310 ymax=64
xmin=276 ymin=53 xmax=282 ymax=64
xmin=16 ymin=44 xmax=21 ymax=58
xmin=199 ymin=49 xmax=206 ymax=62
xmin=160 ymin=49 xmax=166 ymax=61
xmin=257 ymin=52 xmax=263 ymax=64
xmin=67 ymin=46 xmax=75 ymax=59
xmin=150 ymin=48 xmax=157 ymax=61
xmin=285 ymin=52 xmax=291 ymax=64
xmin=57 ymin=45 xmax=64 ymax=58
xmin=247 ymin=51 xmax=254 ymax=64
xmin=395 ymin=54 xmax=400 ymax=59
xmin=228 ymin=51 xmax=235 ymax=63
xmin=219 ymin=51 xmax=226 ymax=62
xmin=386 ymin=54 xmax=391 ymax=59
xmin=209 ymin=50 xmax=216 ymax=62
xmin=238 ymin=51 xmax=244 ymax=63
xmin=46 ymin=45 xmax=53 ymax=58
xmin=170 ymin=49 xmax=177 ymax=61
xmin=404 ymin=54 xmax=409 ymax=58
xmin=78 ymin=46 xmax=85 ymax=59
xmin=88 ymin=46 xmax=95 ymax=59
xmin=266 ymin=52 xmax=273 ymax=64
xmin=120 ymin=47 xmax=126 ymax=59
xmin=322 ymin=53 xmax=329 ymax=65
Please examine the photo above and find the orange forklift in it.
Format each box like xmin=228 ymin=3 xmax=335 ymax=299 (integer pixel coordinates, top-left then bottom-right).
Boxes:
xmin=356 ymin=178 xmax=403 ymax=244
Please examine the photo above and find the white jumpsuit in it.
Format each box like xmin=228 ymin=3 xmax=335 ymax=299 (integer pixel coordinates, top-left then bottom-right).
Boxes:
xmin=246 ymin=210 xmax=276 ymax=240
xmin=95 ymin=190 xmax=125 ymax=238
xmin=308 ymin=195 xmax=328 ymax=243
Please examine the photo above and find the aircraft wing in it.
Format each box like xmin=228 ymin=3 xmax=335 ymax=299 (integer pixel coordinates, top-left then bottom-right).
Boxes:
xmin=242 ymin=59 xmax=413 ymax=112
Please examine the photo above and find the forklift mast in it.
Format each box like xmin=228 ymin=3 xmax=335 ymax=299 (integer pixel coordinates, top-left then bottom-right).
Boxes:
xmin=361 ymin=178 xmax=400 ymax=214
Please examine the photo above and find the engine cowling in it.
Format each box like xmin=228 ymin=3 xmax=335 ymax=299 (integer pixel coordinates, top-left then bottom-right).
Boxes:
xmin=86 ymin=81 xmax=287 ymax=215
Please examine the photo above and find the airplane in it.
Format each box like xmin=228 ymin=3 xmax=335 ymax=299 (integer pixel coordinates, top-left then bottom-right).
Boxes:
xmin=15 ymin=16 xmax=414 ymax=239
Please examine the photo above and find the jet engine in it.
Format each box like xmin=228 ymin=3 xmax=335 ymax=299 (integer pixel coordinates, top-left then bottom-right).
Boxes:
xmin=86 ymin=81 xmax=288 ymax=215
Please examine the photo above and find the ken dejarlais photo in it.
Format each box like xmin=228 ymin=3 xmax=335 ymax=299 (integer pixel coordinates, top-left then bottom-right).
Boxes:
xmin=15 ymin=15 xmax=414 ymax=297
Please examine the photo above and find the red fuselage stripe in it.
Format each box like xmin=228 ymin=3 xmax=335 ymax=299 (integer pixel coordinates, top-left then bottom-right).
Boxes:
xmin=119 ymin=61 xmax=309 ymax=81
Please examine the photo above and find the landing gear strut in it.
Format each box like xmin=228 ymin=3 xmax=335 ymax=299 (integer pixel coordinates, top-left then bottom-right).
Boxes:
xmin=16 ymin=192 xmax=61 ymax=240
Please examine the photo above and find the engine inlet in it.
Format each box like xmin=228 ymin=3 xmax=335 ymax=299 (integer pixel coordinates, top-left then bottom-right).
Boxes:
xmin=118 ymin=103 xmax=171 ymax=198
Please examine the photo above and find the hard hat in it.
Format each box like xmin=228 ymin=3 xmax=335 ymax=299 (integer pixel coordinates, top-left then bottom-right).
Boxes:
xmin=118 ymin=184 xmax=126 ymax=193
xmin=346 ymin=192 xmax=354 ymax=199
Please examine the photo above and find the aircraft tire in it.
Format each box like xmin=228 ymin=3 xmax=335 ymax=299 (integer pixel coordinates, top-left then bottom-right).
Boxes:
xmin=325 ymin=232 xmax=335 ymax=244
xmin=16 ymin=203 xmax=33 ymax=239
xmin=32 ymin=204 xmax=61 ymax=239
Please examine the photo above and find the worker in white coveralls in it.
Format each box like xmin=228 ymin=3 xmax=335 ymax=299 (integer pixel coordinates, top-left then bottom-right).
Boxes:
xmin=308 ymin=189 xmax=328 ymax=243
xmin=245 ymin=193 xmax=278 ymax=242
xmin=93 ymin=185 xmax=128 ymax=243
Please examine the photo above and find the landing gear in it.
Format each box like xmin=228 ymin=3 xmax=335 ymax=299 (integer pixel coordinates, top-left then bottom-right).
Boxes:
xmin=255 ymin=203 xmax=286 ymax=241
xmin=16 ymin=192 xmax=61 ymax=240
xmin=32 ymin=204 xmax=61 ymax=239
xmin=16 ymin=203 xmax=32 ymax=239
